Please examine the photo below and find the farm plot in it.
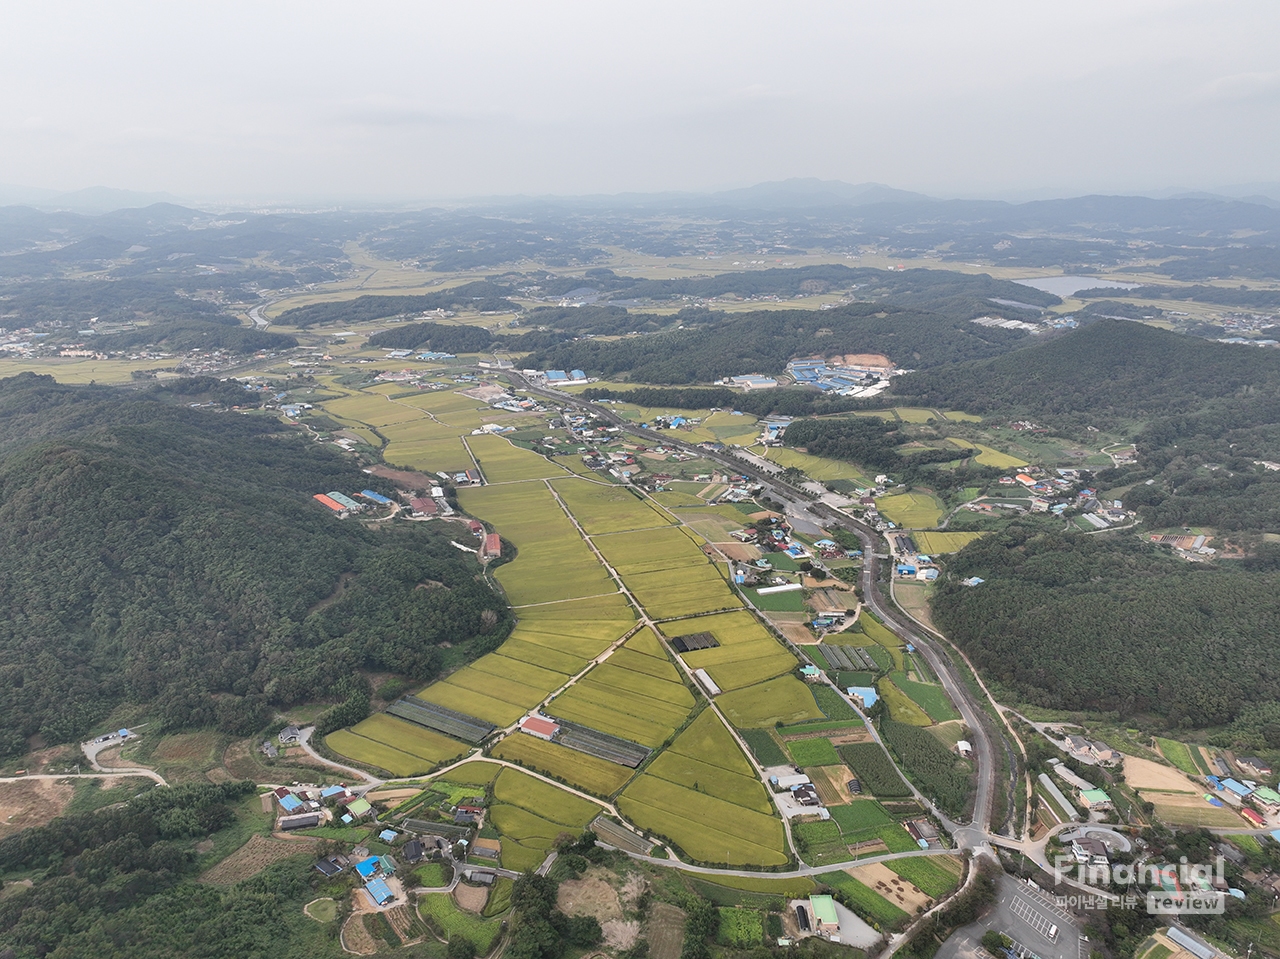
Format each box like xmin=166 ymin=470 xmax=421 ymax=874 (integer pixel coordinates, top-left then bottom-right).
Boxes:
xmin=346 ymin=713 xmax=468 ymax=764
xmin=912 ymin=531 xmax=985 ymax=553
xmin=619 ymin=710 xmax=785 ymax=866
xmin=546 ymin=693 xmax=676 ymax=748
xmin=469 ymin=433 xmax=570 ymax=482
xmin=682 ymin=646 xmax=798 ymax=691
xmin=419 ymin=893 xmax=502 ymax=953
xmin=718 ymin=676 xmax=825 ymax=728
xmin=739 ymin=728 xmax=788 ymax=767
xmin=380 ymin=421 xmax=475 ymax=473
xmin=838 ymin=743 xmax=911 ymax=798
xmin=1155 ymin=739 xmax=1201 ymax=776
xmin=894 ymin=408 xmax=939 ymax=424
xmin=877 ymin=679 xmax=933 ymax=726
xmin=947 ymin=438 xmax=1027 ymax=468
xmin=717 ymin=907 xmax=765 ymax=948
xmin=817 ymin=871 xmax=908 ymax=927
xmin=324 ymin=393 xmax=424 ymax=426
xmin=788 ymin=738 xmax=841 ymax=768
xmin=630 ymin=567 xmax=742 ymax=620
xmin=488 ymin=767 xmax=601 ymax=870
xmin=491 ymin=734 xmax=634 ymax=797
xmin=847 ymin=862 xmax=932 ymax=914
xmin=458 ymin=484 xmax=615 ymax=604
xmin=325 ymin=729 xmax=432 ymax=777
xmin=888 ymin=673 xmax=959 ymax=722
xmin=552 ymin=477 xmax=672 ymax=533
xmin=874 ymin=491 xmax=945 ymax=528
xmin=885 ymin=856 xmax=962 ymax=899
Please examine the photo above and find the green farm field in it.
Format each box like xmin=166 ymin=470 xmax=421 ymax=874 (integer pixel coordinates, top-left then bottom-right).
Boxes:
xmin=947 ymin=438 xmax=1028 ymax=468
xmin=886 ymin=857 xmax=962 ymax=898
xmin=788 ymin=737 xmax=841 ymax=767
xmin=346 ymin=713 xmax=467 ymax=764
xmin=877 ymin=678 xmax=933 ymax=726
xmin=469 ymin=433 xmax=570 ymax=482
xmin=817 ymin=872 xmax=907 ymax=926
xmin=718 ymin=675 xmax=825 ymax=728
xmin=418 ymin=893 xmax=502 ymax=952
xmin=763 ymin=447 xmax=872 ymax=484
xmin=890 ymin=673 xmax=960 ymax=722
xmin=491 ymin=734 xmax=634 ymax=797
xmin=1155 ymin=738 xmax=1202 ymax=776
xmin=894 ymin=407 xmax=940 ymax=424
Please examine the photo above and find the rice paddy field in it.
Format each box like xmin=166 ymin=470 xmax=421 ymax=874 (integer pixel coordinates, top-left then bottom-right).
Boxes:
xmin=894 ymin=408 xmax=941 ymax=424
xmin=911 ymin=531 xmax=985 ymax=553
xmin=490 ymin=734 xmax=635 ymax=797
xmin=717 ymin=675 xmax=825 ymax=728
xmin=671 ymin=609 xmax=798 ymax=691
xmin=324 ymin=729 xmax=433 ymax=777
xmin=947 ymin=438 xmax=1028 ymax=469
xmin=458 ymin=484 xmax=616 ymax=604
xmin=596 ymin=525 xmax=743 ymax=619
xmin=619 ymin=711 xmax=788 ymax=866
xmin=468 ymin=433 xmax=570 ymax=483
xmin=874 ymin=491 xmax=946 ymax=528
xmin=488 ymin=767 xmax=602 ymax=871
xmin=551 ymin=477 xmax=673 ymax=533
xmin=381 ymin=420 xmax=475 ymax=472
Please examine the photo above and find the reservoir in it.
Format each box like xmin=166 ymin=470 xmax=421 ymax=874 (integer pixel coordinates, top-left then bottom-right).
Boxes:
xmin=1013 ymin=275 xmax=1140 ymax=298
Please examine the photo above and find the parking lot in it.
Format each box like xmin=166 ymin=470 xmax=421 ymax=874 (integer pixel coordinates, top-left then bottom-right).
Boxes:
xmin=935 ymin=875 xmax=1086 ymax=959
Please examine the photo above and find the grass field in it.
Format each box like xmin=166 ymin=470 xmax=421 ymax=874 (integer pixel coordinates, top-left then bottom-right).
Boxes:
xmin=686 ymin=874 xmax=816 ymax=897
xmin=875 ymin=491 xmax=946 ymax=528
xmin=788 ymin=738 xmax=841 ymax=767
xmin=1155 ymin=738 xmax=1201 ymax=776
xmin=552 ymin=477 xmax=672 ymax=534
xmin=718 ymin=676 xmax=825 ymax=728
xmin=911 ymin=531 xmax=985 ymax=553
xmin=829 ymin=800 xmax=895 ymax=833
xmin=889 ymin=673 xmax=959 ymax=722
xmin=894 ymin=408 xmax=940 ymax=424
xmin=745 ymin=587 xmax=806 ymax=611
xmin=877 ymin=679 xmax=934 ymax=726
xmin=491 ymin=734 xmax=635 ymax=797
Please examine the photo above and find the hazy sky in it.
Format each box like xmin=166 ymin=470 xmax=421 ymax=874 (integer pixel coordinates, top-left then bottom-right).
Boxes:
xmin=2 ymin=0 xmax=1278 ymax=202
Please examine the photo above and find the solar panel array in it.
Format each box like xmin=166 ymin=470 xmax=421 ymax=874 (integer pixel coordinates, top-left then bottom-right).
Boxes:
xmin=670 ymin=631 xmax=719 ymax=653
xmin=388 ymin=698 xmax=495 ymax=743
xmin=820 ymin=645 xmax=877 ymax=670
xmin=551 ymin=718 xmax=651 ymax=768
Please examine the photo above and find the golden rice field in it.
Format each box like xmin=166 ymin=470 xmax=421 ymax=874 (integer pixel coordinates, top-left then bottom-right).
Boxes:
xmin=874 ymin=491 xmax=946 ymax=528
xmin=468 ymin=434 xmax=570 ymax=483
xmin=911 ymin=531 xmax=985 ymax=553
xmin=459 ymin=484 xmax=616 ymax=604
xmin=325 ymin=729 xmax=433 ymax=777
xmin=618 ymin=711 xmax=787 ymax=866
xmin=491 ymin=734 xmax=635 ymax=797
xmin=894 ymin=407 xmax=941 ymax=424
xmin=551 ymin=477 xmax=672 ymax=534
xmin=947 ymin=437 xmax=1028 ymax=468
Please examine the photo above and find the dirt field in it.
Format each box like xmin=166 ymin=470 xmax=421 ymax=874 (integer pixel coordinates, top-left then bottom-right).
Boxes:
xmin=716 ymin=543 xmax=761 ymax=562
xmin=1150 ymin=794 xmax=1246 ymax=827
xmin=604 ymin=919 xmax=641 ymax=950
xmin=368 ymin=464 xmax=439 ymax=491
xmin=1124 ymin=755 xmax=1198 ymax=792
xmin=94 ymin=745 xmax=149 ymax=769
xmin=894 ymin=582 xmax=939 ymax=633
xmin=646 ymin=902 xmax=687 ymax=959
xmin=342 ymin=912 xmax=379 ymax=955
xmin=812 ymin=766 xmax=858 ymax=804
xmin=848 ymin=862 xmax=931 ymax=911
xmin=557 ymin=872 xmax=622 ymax=923
xmin=365 ymin=787 xmax=421 ymax=804
xmin=199 ymin=833 xmax=311 ymax=884
xmin=0 ymin=779 xmax=75 ymax=837
xmin=453 ymin=882 xmax=490 ymax=914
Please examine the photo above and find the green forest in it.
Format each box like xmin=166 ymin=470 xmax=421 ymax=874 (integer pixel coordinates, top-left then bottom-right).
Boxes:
xmin=931 ymin=526 xmax=1280 ymax=732
xmin=0 ymin=374 xmax=508 ymax=757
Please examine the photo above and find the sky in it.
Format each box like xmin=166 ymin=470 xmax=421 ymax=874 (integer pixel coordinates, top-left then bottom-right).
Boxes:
xmin=2 ymin=0 xmax=1278 ymax=204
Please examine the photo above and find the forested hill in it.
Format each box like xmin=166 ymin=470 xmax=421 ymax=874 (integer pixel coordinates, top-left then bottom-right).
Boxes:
xmin=0 ymin=374 xmax=508 ymax=757
xmin=526 ymin=304 xmax=1028 ymax=382
xmin=932 ymin=527 xmax=1280 ymax=740
xmin=895 ymin=319 xmax=1280 ymax=420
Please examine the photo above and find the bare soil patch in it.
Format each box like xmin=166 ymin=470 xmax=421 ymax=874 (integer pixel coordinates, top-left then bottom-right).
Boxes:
xmin=1124 ymin=755 xmax=1198 ymax=792
xmin=646 ymin=902 xmax=687 ymax=959
xmin=25 ymin=745 xmax=75 ymax=774
xmin=153 ymin=731 xmax=223 ymax=762
xmin=603 ymin=919 xmax=641 ymax=950
xmin=0 ymin=779 xmax=75 ymax=837
xmin=774 ymin=622 xmax=818 ymax=645
xmin=717 ymin=543 xmax=761 ymax=562
xmin=847 ymin=838 xmax=888 ymax=856
xmin=365 ymin=787 xmax=421 ymax=804
xmin=848 ymin=862 xmax=931 ymax=911
xmin=342 ymin=910 xmax=380 ymax=956
xmin=453 ymin=882 xmax=490 ymax=914
xmin=368 ymin=464 xmax=438 ymax=491
xmin=200 ymin=833 xmax=309 ymax=884
xmin=812 ymin=766 xmax=856 ymax=804
xmin=558 ymin=873 xmax=623 ymax=923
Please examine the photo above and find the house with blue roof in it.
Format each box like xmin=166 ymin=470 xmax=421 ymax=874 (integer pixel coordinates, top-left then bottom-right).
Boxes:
xmin=278 ymin=793 xmax=304 ymax=813
xmin=364 ymin=877 xmax=395 ymax=906
xmin=355 ymin=856 xmax=381 ymax=880
xmin=847 ymin=686 xmax=878 ymax=709
xmin=1222 ymin=778 xmax=1253 ymax=798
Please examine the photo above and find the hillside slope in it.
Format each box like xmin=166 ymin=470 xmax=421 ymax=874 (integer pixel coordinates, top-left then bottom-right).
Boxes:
xmin=0 ymin=374 xmax=507 ymax=756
